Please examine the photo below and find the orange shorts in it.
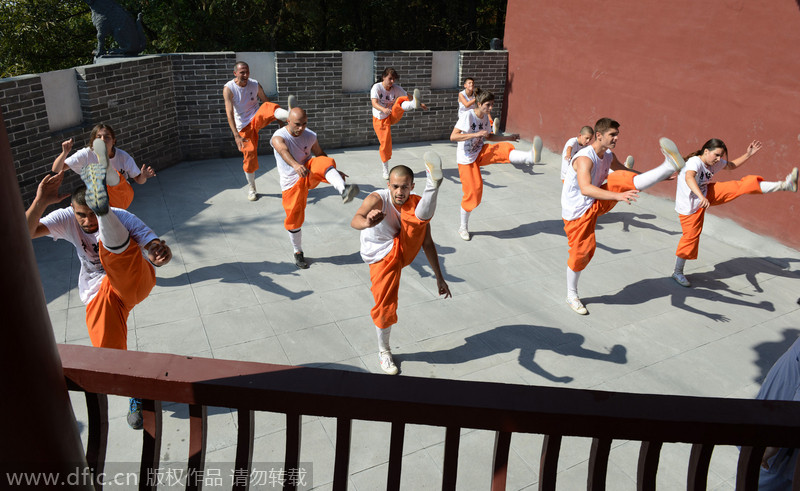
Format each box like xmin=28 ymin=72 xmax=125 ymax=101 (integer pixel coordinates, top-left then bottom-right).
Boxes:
xmin=282 ymin=156 xmax=336 ymax=230
xmin=675 ymin=175 xmax=763 ymax=259
xmin=563 ymin=170 xmax=636 ymax=272
xmin=458 ymin=142 xmax=514 ymax=212
xmin=85 ymin=238 xmax=157 ymax=350
xmin=368 ymin=195 xmax=428 ymax=329
xmin=372 ymin=96 xmax=410 ymax=163
xmin=239 ymin=102 xmax=280 ymax=173
xmin=107 ymin=171 xmax=134 ymax=209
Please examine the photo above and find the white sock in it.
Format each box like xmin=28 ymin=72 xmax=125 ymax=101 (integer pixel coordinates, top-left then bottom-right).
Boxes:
xmin=760 ymin=180 xmax=781 ymax=193
xmin=632 ymin=159 xmax=675 ymax=190
xmin=376 ymin=325 xmax=391 ymax=352
xmin=401 ymin=100 xmax=414 ymax=111
xmin=98 ymin=212 xmax=130 ymax=253
xmin=509 ymin=149 xmax=532 ymax=165
xmin=674 ymin=257 xmax=687 ymax=274
xmin=274 ymin=108 xmax=289 ymax=122
xmin=415 ymin=182 xmax=439 ymax=220
xmin=566 ymin=266 xmax=581 ymax=299
xmin=288 ymin=229 xmax=302 ymax=253
xmin=245 ymin=172 xmax=256 ymax=187
xmin=382 ymin=161 xmax=389 ymax=174
xmin=460 ymin=208 xmax=470 ymax=230
xmin=105 ymin=168 xmax=120 ymax=187
xmin=324 ymin=168 xmax=346 ymax=194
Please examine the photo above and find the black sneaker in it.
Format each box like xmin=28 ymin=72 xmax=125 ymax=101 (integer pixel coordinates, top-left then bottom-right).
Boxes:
xmin=127 ymin=397 xmax=143 ymax=430
xmin=294 ymin=252 xmax=309 ymax=269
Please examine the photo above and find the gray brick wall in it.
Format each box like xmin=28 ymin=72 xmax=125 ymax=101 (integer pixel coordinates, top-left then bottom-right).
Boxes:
xmin=1 ymin=50 xmax=507 ymax=206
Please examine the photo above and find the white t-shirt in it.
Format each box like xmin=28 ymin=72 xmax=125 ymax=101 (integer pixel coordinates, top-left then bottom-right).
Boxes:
xmin=561 ymin=137 xmax=587 ymax=181
xmin=370 ymin=82 xmax=406 ymax=119
xmin=561 ymin=145 xmax=613 ymax=220
xmin=66 ymin=147 xmax=141 ymax=181
xmin=455 ymin=109 xmax=491 ymax=164
xmin=224 ymin=78 xmax=260 ymax=131
xmin=359 ymin=189 xmax=404 ymax=264
xmin=270 ymin=126 xmax=318 ymax=191
xmin=40 ymin=207 xmax=158 ymax=305
xmin=457 ymin=89 xmax=474 ymax=116
xmin=674 ymin=156 xmax=727 ymax=215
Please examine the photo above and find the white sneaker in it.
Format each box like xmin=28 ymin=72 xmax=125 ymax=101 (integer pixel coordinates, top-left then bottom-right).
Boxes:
xmin=413 ymin=89 xmax=422 ymax=110
xmin=781 ymin=167 xmax=799 ymax=192
xmin=566 ymin=297 xmax=588 ymax=315
xmin=382 ymin=166 xmax=390 ymax=180
xmin=379 ymin=350 xmax=398 ymax=375
xmin=247 ymin=184 xmax=257 ymax=201
xmin=671 ymin=272 xmax=691 ymax=287
xmin=492 ymin=118 xmax=500 ymax=135
xmin=424 ymin=151 xmax=443 ymax=188
xmin=624 ymin=155 xmax=635 ymax=170
xmin=458 ymin=227 xmax=470 ymax=241
xmin=287 ymin=94 xmax=297 ymax=110
xmin=659 ymin=137 xmax=685 ymax=172
xmin=532 ymin=136 xmax=543 ymax=163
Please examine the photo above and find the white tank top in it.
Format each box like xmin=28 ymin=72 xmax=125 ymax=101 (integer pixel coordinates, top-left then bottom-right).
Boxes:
xmin=458 ymin=89 xmax=474 ymax=116
xmin=360 ymin=189 xmax=402 ymax=264
xmin=224 ymin=79 xmax=260 ymax=131
xmin=270 ymin=126 xmax=318 ymax=191
xmin=561 ymin=145 xmax=613 ymax=220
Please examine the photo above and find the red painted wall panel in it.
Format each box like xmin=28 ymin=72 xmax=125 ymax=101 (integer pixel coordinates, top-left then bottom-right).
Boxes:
xmin=503 ymin=0 xmax=800 ymax=248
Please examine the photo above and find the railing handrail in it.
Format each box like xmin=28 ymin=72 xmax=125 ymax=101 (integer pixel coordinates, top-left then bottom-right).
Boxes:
xmin=58 ymin=344 xmax=800 ymax=447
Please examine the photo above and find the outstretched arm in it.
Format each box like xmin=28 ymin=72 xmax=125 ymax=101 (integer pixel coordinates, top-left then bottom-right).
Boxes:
xmin=422 ymin=224 xmax=451 ymax=298
xmin=27 ymin=171 xmax=70 ymax=238
xmin=134 ymin=164 xmax=156 ymax=184
xmin=52 ymin=139 xmax=74 ymax=173
xmin=726 ymin=140 xmax=762 ymax=170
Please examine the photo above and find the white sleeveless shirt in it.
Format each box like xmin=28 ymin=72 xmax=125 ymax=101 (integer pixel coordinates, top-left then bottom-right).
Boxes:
xmin=224 ymin=78 xmax=260 ymax=131
xmin=457 ymin=89 xmax=474 ymax=116
xmin=360 ymin=189 xmax=403 ymax=264
xmin=561 ymin=145 xmax=613 ymax=220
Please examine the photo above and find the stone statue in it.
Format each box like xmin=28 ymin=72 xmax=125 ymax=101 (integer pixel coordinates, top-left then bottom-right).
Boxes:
xmin=83 ymin=0 xmax=146 ymax=58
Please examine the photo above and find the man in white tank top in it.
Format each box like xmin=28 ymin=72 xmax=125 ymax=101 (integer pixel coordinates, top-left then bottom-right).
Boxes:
xmin=351 ymin=154 xmax=451 ymax=375
xmin=270 ymin=107 xmax=360 ymax=269
xmin=561 ymin=117 xmax=685 ymax=315
xmin=223 ymin=61 xmax=292 ymax=201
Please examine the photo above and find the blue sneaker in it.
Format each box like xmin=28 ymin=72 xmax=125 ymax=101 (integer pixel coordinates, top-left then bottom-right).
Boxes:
xmin=127 ymin=397 xmax=143 ymax=430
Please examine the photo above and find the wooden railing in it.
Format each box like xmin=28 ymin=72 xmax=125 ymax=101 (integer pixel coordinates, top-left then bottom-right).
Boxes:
xmin=58 ymin=344 xmax=800 ymax=490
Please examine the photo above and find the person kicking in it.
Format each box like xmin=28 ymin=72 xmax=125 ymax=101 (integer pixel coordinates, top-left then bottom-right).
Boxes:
xmin=270 ymin=107 xmax=360 ymax=269
xmin=561 ymin=117 xmax=684 ymax=315
xmin=27 ymin=139 xmax=172 ymax=429
xmin=351 ymin=153 xmax=451 ymax=375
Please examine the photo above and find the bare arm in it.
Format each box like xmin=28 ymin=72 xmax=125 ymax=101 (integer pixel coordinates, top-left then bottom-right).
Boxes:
xmin=486 ymin=133 xmax=519 ymax=142
xmin=421 ymin=224 xmax=452 ymax=298
xmin=272 ymin=135 xmax=309 ymax=177
xmin=726 ymin=140 xmax=762 ymax=170
xmin=223 ymin=86 xmax=246 ymax=150
xmin=564 ymin=146 xmax=573 ymax=163
xmin=450 ymin=126 xmax=490 ymax=142
xmin=351 ymin=193 xmax=384 ymax=230
xmin=458 ymin=92 xmax=475 ymax=109
xmin=684 ymin=170 xmax=709 ymax=209
xmin=52 ymin=139 xmax=74 ymax=173
xmin=26 ymin=171 xmax=70 ymax=238
xmin=256 ymin=83 xmax=269 ymax=103
xmin=134 ymin=164 xmax=156 ymax=184
xmin=574 ymin=155 xmax=639 ymax=203
xmin=371 ymin=97 xmax=391 ymax=117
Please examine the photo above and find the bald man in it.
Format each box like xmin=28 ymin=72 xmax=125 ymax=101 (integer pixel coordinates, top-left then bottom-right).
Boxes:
xmin=270 ymin=107 xmax=360 ymax=269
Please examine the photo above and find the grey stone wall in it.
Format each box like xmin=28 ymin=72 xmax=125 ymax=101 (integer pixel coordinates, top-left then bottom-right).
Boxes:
xmin=1 ymin=50 xmax=508 ymax=206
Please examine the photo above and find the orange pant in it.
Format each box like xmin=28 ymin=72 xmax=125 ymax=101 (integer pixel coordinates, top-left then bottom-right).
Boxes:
xmin=676 ymin=175 xmax=763 ymax=259
xmin=563 ymin=170 xmax=636 ymax=272
xmin=85 ymin=238 xmax=157 ymax=349
xmin=458 ymin=142 xmax=514 ymax=212
xmin=372 ymin=96 xmax=410 ymax=163
xmin=239 ymin=102 xmax=280 ymax=173
xmin=368 ymin=195 xmax=428 ymax=329
xmin=107 ymin=171 xmax=134 ymax=209
xmin=282 ymin=156 xmax=336 ymax=230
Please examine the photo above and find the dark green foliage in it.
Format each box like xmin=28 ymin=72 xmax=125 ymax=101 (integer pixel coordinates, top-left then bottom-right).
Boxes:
xmin=1 ymin=0 xmax=507 ymax=77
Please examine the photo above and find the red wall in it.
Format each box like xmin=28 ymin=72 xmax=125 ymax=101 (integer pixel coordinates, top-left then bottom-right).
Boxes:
xmin=503 ymin=0 xmax=800 ymax=248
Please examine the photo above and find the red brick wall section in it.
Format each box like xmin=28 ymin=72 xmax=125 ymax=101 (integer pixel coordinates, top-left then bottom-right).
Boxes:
xmin=504 ymin=0 xmax=800 ymax=248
